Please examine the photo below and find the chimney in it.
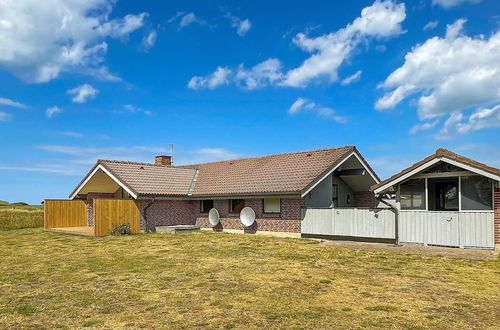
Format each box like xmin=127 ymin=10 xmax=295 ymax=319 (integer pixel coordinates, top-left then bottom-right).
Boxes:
xmin=155 ymin=155 xmax=172 ymax=166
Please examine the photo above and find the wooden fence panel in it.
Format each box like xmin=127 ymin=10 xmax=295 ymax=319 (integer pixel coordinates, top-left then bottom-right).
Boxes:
xmin=94 ymin=199 xmax=140 ymax=236
xmin=44 ymin=200 xmax=87 ymax=229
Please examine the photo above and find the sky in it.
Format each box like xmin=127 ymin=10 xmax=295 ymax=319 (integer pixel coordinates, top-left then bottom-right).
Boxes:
xmin=0 ymin=0 xmax=499 ymax=204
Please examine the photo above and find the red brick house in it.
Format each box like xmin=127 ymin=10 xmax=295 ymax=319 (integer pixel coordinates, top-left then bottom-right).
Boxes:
xmin=69 ymin=146 xmax=380 ymax=237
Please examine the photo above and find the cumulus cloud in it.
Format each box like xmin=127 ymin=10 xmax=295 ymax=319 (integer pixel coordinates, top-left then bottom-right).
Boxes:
xmin=282 ymin=0 xmax=406 ymax=87
xmin=376 ymin=19 xmax=500 ymax=121
xmin=179 ymin=13 xmax=205 ymax=28
xmin=226 ymin=14 xmax=252 ymax=36
xmin=0 ymin=97 xmax=28 ymax=108
xmin=189 ymin=1 xmax=405 ymax=90
xmin=0 ymin=111 xmax=11 ymax=121
xmin=341 ymin=70 xmax=362 ymax=85
xmin=0 ymin=0 xmax=146 ymax=83
xmin=409 ymin=120 xmax=439 ymax=134
xmin=141 ymin=30 xmax=157 ymax=51
xmin=438 ymin=105 xmax=500 ymax=139
xmin=67 ymin=84 xmax=98 ymax=103
xmin=432 ymin=0 xmax=482 ymax=9
xmin=188 ymin=67 xmax=231 ymax=90
xmin=423 ymin=21 xmax=439 ymax=31
xmin=288 ymin=97 xmax=347 ymax=123
xmin=46 ymin=106 xmax=62 ymax=118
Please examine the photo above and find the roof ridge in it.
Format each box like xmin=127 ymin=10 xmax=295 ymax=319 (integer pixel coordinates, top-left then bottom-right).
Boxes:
xmin=179 ymin=145 xmax=356 ymax=167
xmin=98 ymin=159 xmax=176 ymax=167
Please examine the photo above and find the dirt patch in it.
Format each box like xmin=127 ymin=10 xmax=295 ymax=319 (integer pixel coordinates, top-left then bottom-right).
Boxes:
xmin=313 ymin=239 xmax=499 ymax=260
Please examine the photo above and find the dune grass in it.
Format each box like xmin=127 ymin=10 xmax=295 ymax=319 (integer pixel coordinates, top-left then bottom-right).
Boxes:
xmin=0 ymin=209 xmax=44 ymax=230
xmin=0 ymin=228 xmax=498 ymax=329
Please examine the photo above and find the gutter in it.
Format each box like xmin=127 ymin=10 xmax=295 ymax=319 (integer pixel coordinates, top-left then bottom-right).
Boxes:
xmin=143 ymin=197 xmax=156 ymax=233
xmin=377 ymin=195 xmax=399 ymax=245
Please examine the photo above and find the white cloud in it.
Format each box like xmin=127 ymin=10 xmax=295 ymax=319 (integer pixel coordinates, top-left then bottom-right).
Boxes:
xmin=168 ymin=12 xmax=186 ymax=24
xmin=376 ymin=19 xmax=500 ymax=121
xmin=188 ymin=67 xmax=231 ymax=90
xmin=0 ymin=0 xmax=147 ymax=83
xmin=236 ymin=59 xmax=284 ymax=90
xmin=141 ymin=30 xmax=157 ymax=50
xmin=409 ymin=120 xmax=438 ymax=134
xmin=288 ymin=97 xmax=347 ymax=123
xmin=0 ymin=111 xmax=11 ymax=121
xmin=179 ymin=13 xmax=204 ymax=28
xmin=438 ymin=105 xmax=500 ymax=139
xmin=122 ymin=104 xmax=152 ymax=115
xmin=282 ymin=0 xmax=406 ymax=87
xmin=0 ymin=97 xmax=28 ymax=108
xmin=46 ymin=106 xmax=62 ymax=118
xmin=58 ymin=131 xmax=84 ymax=138
xmin=227 ymin=14 xmax=252 ymax=36
xmin=341 ymin=70 xmax=362 ymax=85
xmin=423 ymin=21 xmax=439 ymax=31
xmin=67 ymin=84 xmax=98 ymax=103
xmin=432 ymin=0 xmax=482 ymax=9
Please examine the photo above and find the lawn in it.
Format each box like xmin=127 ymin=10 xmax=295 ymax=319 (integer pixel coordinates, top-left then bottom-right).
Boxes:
xmin=0 ymin=229 xmax=499 ymax=329
xmin=0 ymin=209 xmax=44 ymax=230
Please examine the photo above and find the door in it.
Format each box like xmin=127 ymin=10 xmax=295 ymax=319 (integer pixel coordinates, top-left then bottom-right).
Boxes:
xmin=425 ymin=211 xmax=460 ymax=247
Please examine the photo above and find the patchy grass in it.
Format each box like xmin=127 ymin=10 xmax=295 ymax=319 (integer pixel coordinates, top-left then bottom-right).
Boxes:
xmin=0 ymin=229 xmax=498 ymax=329
xmin=0 ymin=209 xmax=43 ymax=230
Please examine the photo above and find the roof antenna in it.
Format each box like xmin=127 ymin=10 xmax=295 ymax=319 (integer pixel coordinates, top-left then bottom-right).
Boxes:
xmin=169 ymin=143 xmax=174 ymax=166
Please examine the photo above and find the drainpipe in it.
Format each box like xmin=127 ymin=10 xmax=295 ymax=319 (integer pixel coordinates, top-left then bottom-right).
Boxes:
xmin=143 ymin=197 xmax=156 ymax=233
xmin=377 ymin=195 xmax=399 ymax=245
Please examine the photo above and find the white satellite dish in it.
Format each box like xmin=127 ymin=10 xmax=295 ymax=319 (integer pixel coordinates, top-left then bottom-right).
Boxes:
xmin=208 ymin=208 xmax=220 ymax=226
xmin=240 ymin=207 xmax=256 ymax=227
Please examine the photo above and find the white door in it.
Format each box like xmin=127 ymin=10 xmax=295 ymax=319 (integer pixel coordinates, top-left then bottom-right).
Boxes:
xmin=425 ymin=212 xmax=460 ymax=247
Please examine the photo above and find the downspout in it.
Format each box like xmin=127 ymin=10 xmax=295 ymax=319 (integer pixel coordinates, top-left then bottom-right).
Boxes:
xmin=377 ymin=195 xmax=399 ymax=245
xmin=143 ymin=197 xmax=156 ymax=233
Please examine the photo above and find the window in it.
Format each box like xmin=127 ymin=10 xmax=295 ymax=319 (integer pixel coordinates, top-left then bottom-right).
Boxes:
xmin=229 ymin=199 xmax=245 ymax=213
xmin=263 ymin=198 xmax=281 ymax=213
xmin=428 ymin=177 xmax=458 ymax=211
xmin=200 ymin=200 xmax=213 ymax=213
xmin=461 ymin=176 xmax=492 ymax=210
xmin=400 ymin=179 xmax=426 ymax=210
xmin=332 ymin=184 xmax=339 ymax=207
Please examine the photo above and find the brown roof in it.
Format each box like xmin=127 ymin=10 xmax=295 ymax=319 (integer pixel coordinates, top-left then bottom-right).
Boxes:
xmin=181 ymin=146 xmax=357 ymax=196
xmin=71 ymin=146 xmax=365 ymax=198
xmin=371 ymin=148 xmax=500 ymax=192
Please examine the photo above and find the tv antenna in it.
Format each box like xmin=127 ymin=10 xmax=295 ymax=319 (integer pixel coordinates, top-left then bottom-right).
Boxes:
xmin=169 ymin=143 xmax=174 ymax=165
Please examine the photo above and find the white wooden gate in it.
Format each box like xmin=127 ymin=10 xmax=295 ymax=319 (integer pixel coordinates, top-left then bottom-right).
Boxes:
xmin=399 ymin=211 xmax=494 ymax=249
xmin=301 ymin=208 xmax=396 ymax=240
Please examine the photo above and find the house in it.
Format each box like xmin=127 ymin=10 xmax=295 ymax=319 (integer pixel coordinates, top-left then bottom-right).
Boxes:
xmin=372 ymin=149 xmax=500 ymax=249
xmin=68 ymin=146 xmax=380 ymax=237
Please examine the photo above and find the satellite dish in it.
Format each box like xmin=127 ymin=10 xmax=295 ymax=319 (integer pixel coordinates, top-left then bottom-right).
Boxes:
xmin=208 ymin=208 xmax=220 ymax=226
xmin=240 ymin=207 xmax=256 ymax=227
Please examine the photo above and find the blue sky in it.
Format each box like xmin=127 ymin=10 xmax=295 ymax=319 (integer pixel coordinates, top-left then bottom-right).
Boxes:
xmin=0 ymin=0 xmax=499 ymax=204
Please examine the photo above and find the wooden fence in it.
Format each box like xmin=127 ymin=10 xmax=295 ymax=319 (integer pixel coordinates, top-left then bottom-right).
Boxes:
xmin=44 ymin=200 xmax=87 ymax=229
xmin=93 ymin=199 xmax=140 ymax=236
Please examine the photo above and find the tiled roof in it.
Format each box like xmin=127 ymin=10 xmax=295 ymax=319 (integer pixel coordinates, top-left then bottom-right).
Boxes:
xmin=371 ymin=148 xmax=500 ymax=192
xmin=71 ymin=146 xmax=358 ymax=198
xmin=181 ymin=146 xmax=356 ymax=196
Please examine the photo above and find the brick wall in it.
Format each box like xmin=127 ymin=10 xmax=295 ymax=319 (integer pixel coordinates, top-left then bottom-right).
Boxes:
xmin=353 ymin=191 xmax=379 ymax=208
xmin=86 ymin=192 xmax=114 ymax=226
xmin=139 ymin=200 xmax=198 ymax=231
xmin=195 ymin=198 xmax=303 ymax=233
xmin=495 ymin=188 xmax=500 ymax=244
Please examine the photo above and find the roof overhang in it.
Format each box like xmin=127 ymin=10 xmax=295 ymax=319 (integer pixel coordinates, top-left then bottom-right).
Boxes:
xmin=300 ymin=150 xmax=380 ymax=198
xmin=373 ymin=156 xmax=500 ymax=195
xmin=69 ymin=164 xmax=137 ymax=200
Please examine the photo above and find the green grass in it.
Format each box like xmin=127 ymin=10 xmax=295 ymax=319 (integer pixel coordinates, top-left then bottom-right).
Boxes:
xmin=0 ymin=209 xmax=44 ymax=230
xmin=0 ymin=228 xmax=498 ymax=329
xmin=0 ymin=200 xmax=43 ymax=211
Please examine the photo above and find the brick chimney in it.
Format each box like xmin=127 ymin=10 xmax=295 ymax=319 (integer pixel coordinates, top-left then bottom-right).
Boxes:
xmin=155 ymin=155 xmax=172 ymax=166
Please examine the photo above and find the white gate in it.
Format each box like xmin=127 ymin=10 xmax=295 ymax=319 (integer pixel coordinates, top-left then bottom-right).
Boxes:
xmin=301 ymin=208 xmax=395 ymax=240
xmin=399 ymin=211 xmax=494 ymax=249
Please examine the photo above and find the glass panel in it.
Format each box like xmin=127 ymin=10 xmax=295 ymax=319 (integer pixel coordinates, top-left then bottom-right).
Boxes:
xmin=428 ymin=177 xmax=459 ymax=211
xmin=400 ymin=179 xmax=426 ymax=210
xmin=264 ymin=198 xmax=280 ymax=213
xmin=461 ymin=176 xmax=493 ymax=210
xmin=230 ymin=199 xmax=245 ymax=213
xmin=200 ymin=200 xmax=213 ymax=213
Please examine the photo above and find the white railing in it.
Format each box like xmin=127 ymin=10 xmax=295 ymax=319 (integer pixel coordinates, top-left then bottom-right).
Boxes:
xmin=301 ymin=208 xmax=396 ymax=239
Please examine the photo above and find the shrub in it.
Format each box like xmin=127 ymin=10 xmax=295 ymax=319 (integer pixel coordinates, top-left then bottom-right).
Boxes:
xmin=110 ymin=222 xmax=132 ymax=236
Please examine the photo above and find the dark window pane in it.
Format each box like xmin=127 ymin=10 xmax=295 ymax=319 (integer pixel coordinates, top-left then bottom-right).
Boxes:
xmin=400 ymin=179 xmax=426 ymax=210
xmin=461 ymin=176 xmax=492 ymax=210
xmin=230 ymin=199 xmax=245 ymax=213
xmin=200 ymin=200 xmax=214 ymax=213
xmin=428 ymin=177 xmax=458 ymax=211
